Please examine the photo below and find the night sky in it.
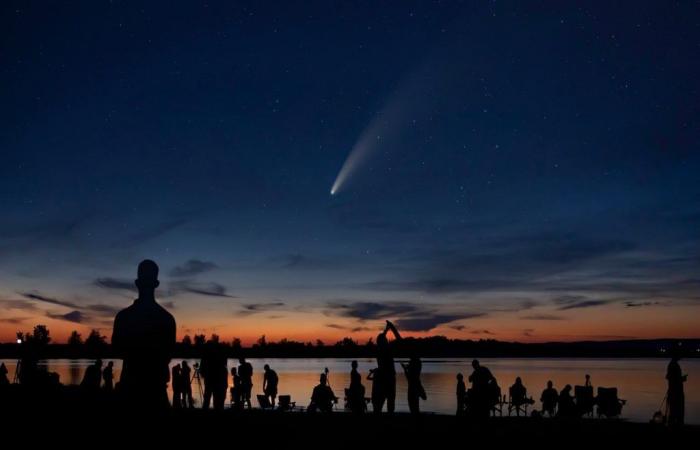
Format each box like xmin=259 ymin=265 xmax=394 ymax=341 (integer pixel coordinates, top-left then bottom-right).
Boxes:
xmin=1 ymin=1 xmax=699 ymax=344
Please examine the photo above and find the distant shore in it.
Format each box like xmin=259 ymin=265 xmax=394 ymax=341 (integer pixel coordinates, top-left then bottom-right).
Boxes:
xmin=2 ymin=337 xmax=698 ymax=359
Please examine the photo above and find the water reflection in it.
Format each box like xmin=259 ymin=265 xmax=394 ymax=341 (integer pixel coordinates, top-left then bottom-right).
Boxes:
xmin=1 ymin=358 xmax=696 ymax=424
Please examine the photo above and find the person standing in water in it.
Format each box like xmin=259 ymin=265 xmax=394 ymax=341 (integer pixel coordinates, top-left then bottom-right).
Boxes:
xmin=112 ymin=260 xmax=176 ymax=410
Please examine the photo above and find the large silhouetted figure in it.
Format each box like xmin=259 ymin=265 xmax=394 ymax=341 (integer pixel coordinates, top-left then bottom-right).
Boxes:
xmin=557 ymin=384 xmax=575 ymax=418
xmin=112 ymin=259 xmax=176 ymax=410
xmin=373 ymin=320 xmax=402 ymax=414
xmin=666 ymin=355 xmax=687 ymax=426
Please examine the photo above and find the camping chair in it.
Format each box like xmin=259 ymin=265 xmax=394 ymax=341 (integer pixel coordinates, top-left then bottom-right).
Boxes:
xmin=575 ymin=385 xmax=594 ymax=417
xmin=257 ymin=394 xmax=274 ymax=410
xmin=490 ymin=385 xmax=505 ymax=417
xmin=344 ymin=388 xmax=370 ymax=412
xmin=595 ymin=387 xmax=626 ymax=418
xmin=508 ymin=386 xmax=533 ymax=417
xmin=277 ymin=395 xmax=296 ymax=411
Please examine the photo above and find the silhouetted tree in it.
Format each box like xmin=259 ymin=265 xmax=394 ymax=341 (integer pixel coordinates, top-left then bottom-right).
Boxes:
xmin=85 ymin=329 xmax=107 ymax=348
xmin=194 ymin=334 xmax=206 ymax=346
xmin=20 ymin=325 xmax=51 ymax=345
xmin=316 ymin=339 xmax=325 ymax=347
xmin=232 ymin=338 xmax=242 ymax=350
xmin=68 ymin=330 xmax=83 ymax=346
xmin=181 ymin=335 xmax=192 ymax=346
xmin=257 ymin=335 xmax=267 ymax=347
xmin=209 ymin=334 xmax=220 ymax=344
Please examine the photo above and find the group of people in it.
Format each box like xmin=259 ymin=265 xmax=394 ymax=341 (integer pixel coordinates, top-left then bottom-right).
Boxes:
xmin=3 ymin=260 xmax=688 ymax=427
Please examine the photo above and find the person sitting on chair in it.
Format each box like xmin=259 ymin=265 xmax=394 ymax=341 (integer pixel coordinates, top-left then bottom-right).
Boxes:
xmin=557 ymin=384 xmax=576 ymax=418
xmin=509 ymin=376 xmax=532 ymax=416
xmin=308 ymin=373 xmax=337 ymax=413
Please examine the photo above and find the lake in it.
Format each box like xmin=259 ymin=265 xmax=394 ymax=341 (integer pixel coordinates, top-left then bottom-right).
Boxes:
xmin=1 ymin=357 xmax=697 ymax=424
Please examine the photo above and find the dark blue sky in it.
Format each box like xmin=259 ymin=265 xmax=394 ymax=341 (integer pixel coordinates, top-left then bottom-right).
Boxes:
xmin=1 ymin=1 xmax=699 ymax=343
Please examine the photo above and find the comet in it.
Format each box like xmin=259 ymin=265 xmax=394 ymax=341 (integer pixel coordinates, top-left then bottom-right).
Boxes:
xmin=330 ymin=64 xmax=444 ymax=196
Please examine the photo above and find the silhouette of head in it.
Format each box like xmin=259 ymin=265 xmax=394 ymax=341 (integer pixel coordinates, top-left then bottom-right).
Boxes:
xmin=319 ymin=373 xmax=327 ymax=385
xmin=547 ymin=380 xmax=553 ymax=388
xmin=515 ymin=376 xmax=522 ymax=385
xmin=239 ymin=357 xmax=246 ymax=364
xmin=351 ymin=360 xmax=358 ymax=370
xmin=376 ymin=332 xmax=388 ymax=348
xmin=585 ymin=374 xmax=590 ymax=380
xmin=107 ymin=361 xmax=113 ymax=368
xmin=135 ymin=259 xmax=160 ymax=295
xmin=457 ymin=373 xmax=463 ymax=381
xmin=472 ymin=359 xmax=480 ymax=369
xmin=182 ymin=361 xmax=189 ymax=368
xmin=264 ymin=364 xmax=270 ymax=371
xmin=563 ymin=384 xmax=572 ymax=393
xmin=96 ymin=358 xmax=103 ymax=368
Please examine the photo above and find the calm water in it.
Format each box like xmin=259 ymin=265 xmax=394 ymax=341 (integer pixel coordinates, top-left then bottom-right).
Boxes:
xmin=2 ymin=358 xmax=698 ymax=424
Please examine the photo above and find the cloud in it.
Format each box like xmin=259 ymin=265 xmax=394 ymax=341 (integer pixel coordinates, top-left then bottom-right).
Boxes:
xmin=238 ymin=302 xmax=286 ymax=315
xmin=47 ymin=310 xmax=87 ymax=323
xmin=170 ymin=259 xmax=218 ymax=277
xmin=94 ymin=278 xmax=134 ymax=291
xmin=172 ymin=281 xmax=235 ymax=298
xmin=523 ymin=328 xmax=535 ymax=337
xmin=326 ymin=301 xmax=485 ymax=332
xmin=325 ymin=323 xmax=347 ymax=330
xmin=396 ymin=314 xmax=478 ymax=332
xmin=0 ymin=317 xmax=29 ymax=324
xmin=471 ymin=329 xmax=494 ymax=335
xmin=450 ymin=325 xmax=466 ymax=331
xmin=162 ymin=301 xmax=176 ymax=310
xmin=624 ymin=301 xmax=660 ymax=308
xmin=85 ymin=304 xmax=121 ymax=315
xmin=20 ymin=291 xmax=78 ymax=309
xmin=557 ymin=300 xmax=610 ymax=310
xmin=520 ymin=314 xmax=566 ymax=321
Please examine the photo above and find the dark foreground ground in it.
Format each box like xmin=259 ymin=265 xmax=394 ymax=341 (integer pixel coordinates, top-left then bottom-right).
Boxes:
xmin=1 ymin=385 xmax=697 ymax=447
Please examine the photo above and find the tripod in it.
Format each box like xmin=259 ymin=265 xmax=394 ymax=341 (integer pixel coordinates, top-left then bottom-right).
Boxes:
xmin=12 ymin=359 xmax=21 ymax=384
xmin=191 ymin=363 xmax=204 ymax=406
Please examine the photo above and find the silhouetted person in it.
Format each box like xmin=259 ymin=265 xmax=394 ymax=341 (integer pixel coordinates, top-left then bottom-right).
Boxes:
xmin=368 ymin=367 xmax=381 ymax=412
xmin=401 ymin=356 xmax=426 ymax=415
xmin=509 ymin=376 xmax=533 ymax=416
xmin=171 ymin=363 xmax=183 ymax=408
xmin=584 ymin=374 xmax=591 ymax=387
xmin=666 ymin=355 xmax=687 ymax=426
xmin=81 ymin=359 xmax=103 ymax=392
xmin=200 ymin=342 xmax=228 ymax=410
xmin=112 ymin=260 xmax=176 ymax=410
xmin=181 ymin=361 xmax=194 ymax=408
xmin=540 ymin=380 xmax=558 ymax=417
xmin=238 ymin=357 xmax=253 ymax=408
xmin=374 ymin=320 xmax=402 ymax=414
xmin=456 ymin=373 xmax=466 ymax=415
xmin=102 ymin=361 xmax=114 ymax=392
xmin=263 ymin=364 xmax=279 ymax=407
xmin=468 ymin=359 xmax=496 ymax=419
xmin=347 ymin=360 xmax=366 ymax=414
xmin=0 ymin=363 xmax=9 ymax=386
xmin=308 ymin=373 xmax=337 ymax=413
xmin=557 ymin=384 xmax=575 ymax=418
xmin=230 ymin=367 xmax=242 ymax=409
